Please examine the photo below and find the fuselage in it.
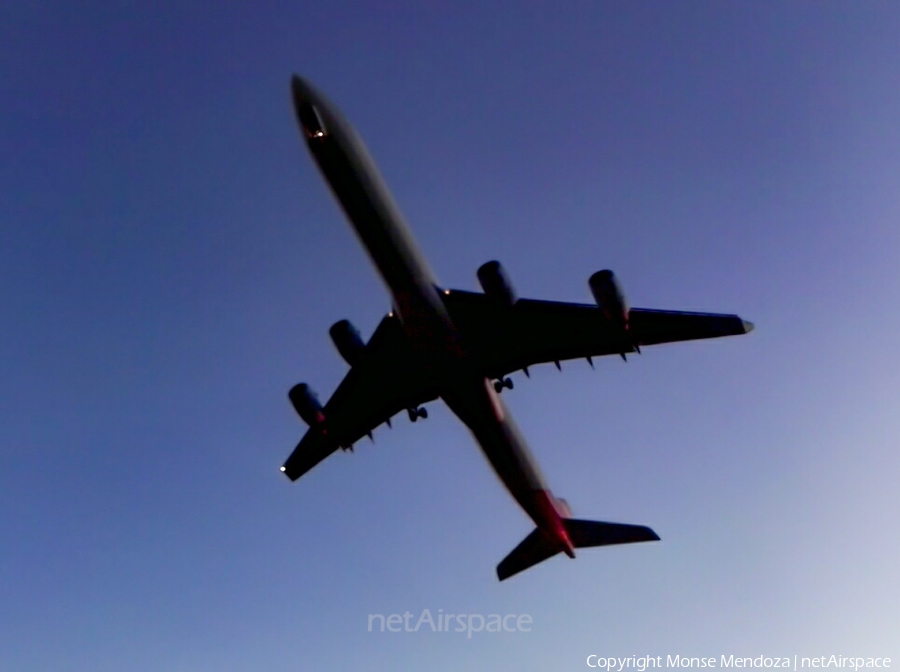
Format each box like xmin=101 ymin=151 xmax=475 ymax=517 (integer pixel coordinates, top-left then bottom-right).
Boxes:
xmin=290 ymin=76 xmax=574 ymax=556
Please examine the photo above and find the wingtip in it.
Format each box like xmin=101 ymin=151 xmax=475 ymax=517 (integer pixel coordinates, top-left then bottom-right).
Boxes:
xmin=742 ymin=319 xmax=755 ymax=334
xmin=280 ymin=464 xmax=300 ymax=482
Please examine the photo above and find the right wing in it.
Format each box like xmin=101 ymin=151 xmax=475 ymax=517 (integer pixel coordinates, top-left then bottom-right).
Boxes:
xmin=441 ymin=289 xmax=752 ymax=380
xmin=281 ymin=314 xmax=439 ymax=481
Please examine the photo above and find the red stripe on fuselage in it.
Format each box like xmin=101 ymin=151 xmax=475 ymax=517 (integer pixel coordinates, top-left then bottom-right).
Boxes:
xmin=532 ymin=489 xmax=575 ymax=558
xmin=484 ymin=378 xmax=505 ymax=422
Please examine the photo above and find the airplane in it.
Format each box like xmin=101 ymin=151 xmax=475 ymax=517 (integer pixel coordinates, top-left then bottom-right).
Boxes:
xmin=281 ymin=75 xmax=754 ymax=581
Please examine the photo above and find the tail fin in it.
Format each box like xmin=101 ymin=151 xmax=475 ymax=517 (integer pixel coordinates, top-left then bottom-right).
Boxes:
xmin=496 ymin=519 xmax=659 ymax=581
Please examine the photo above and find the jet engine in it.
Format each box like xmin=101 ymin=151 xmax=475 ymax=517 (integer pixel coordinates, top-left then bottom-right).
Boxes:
xmin=477 ymin=260 xmax=517 ymax=307
xmin=288 ymin=383 xmax=325 ymax=427
xmin=589 ymin=270 xmax=629 ymax=330
xmin=329 ymin=319 xmax=365 ymax=367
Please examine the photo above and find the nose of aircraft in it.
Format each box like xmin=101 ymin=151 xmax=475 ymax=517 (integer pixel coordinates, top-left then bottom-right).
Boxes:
xmin=291 ymin=75 xmax=328 ymax=140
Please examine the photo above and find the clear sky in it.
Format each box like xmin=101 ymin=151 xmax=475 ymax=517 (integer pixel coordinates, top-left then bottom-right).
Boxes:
xmin=2 ymin=3 xmax=899 ymax=670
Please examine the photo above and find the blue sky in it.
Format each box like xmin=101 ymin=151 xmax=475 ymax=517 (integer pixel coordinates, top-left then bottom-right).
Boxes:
xmin=2 ymin=3 xmax=899 ymax=670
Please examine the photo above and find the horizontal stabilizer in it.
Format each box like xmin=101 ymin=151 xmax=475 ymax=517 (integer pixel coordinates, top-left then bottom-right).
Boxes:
xmin=497 ymin=528 xmax=558 ymax=582
xmin=564 ymin=518 xmax=660 ymax=549
xmin=496 ymin=519 xmax=659 ymax=581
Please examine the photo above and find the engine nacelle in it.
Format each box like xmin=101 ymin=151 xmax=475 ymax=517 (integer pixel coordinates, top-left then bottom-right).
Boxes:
xmin=329 ymin=319 xmax=365 ymax=367
xmin=589 ymin=269 xmax=629 ymax=329
xmin=477 ymin=260 xmax=517 ymax=306
xmin=288 ymin=383 xmax=325 ymax=427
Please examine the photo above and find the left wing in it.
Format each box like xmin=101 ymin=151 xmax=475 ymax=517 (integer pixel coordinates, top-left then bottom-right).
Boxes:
xmin=441 ymin=289 xmax=751 ymax=380
xmin=282 ymin=314 xmax=439 ymax=481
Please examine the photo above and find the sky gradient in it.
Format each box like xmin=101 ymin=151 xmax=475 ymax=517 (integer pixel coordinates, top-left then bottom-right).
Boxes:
xmin=2 ymin=3 xmax=899 ymax=670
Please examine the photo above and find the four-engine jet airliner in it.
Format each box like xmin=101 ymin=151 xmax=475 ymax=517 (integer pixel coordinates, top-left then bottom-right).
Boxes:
xmin=281 ymin=75 xmax=753 ymax=580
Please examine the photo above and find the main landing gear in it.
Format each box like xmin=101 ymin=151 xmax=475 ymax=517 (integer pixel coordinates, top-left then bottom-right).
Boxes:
xmin=493 ymin=377 xmax=513 ymax=393
xmin=408 ymin=406 xmax=428 ymax=422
